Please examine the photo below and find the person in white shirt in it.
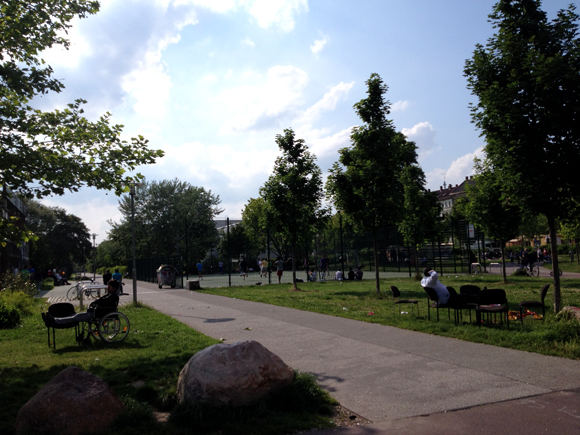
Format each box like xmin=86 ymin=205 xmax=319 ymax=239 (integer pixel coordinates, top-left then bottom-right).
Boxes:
xmin=420 ymin=268 xmax=450 ymax=304
xmin=335 ymin=270 xmax=343 ymax=281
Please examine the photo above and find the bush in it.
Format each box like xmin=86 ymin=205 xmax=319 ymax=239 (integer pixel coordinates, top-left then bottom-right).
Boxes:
xmin=0 ymin=271 xmax=37 ymax=296
xmin=0 ymin=290 xmax=36 ymax=316
xmin=0 ymin=302 xmax=20 ymax=329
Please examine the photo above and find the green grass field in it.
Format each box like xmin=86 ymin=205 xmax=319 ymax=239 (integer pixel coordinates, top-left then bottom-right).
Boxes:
xmin=199 ymin=273 xmax=580 ymax=359
xmin=0 ymin=304 xmax=337 ymax=435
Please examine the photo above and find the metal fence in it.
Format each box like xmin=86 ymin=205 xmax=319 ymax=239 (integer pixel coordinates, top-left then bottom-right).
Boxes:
xmin=130 ymin=218 xmax=494 ymax=288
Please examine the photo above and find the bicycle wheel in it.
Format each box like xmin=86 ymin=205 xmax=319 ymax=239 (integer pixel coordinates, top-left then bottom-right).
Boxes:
xmin=98 ymin=312 xmax=130 ymax=343
xmin=66 ymin=286 xmax=79 ymax=301
xmin=532 ymin=265 xmax=540 ymax=277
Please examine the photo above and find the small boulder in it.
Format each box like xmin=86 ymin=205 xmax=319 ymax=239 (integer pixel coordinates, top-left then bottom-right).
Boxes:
xmin=16 ymin=366 xmax=125 ymax=435
xmin=177 ymin=339 xmax=294 ymax=408
xmin=557 ymin=306 xmax=580 ymax=322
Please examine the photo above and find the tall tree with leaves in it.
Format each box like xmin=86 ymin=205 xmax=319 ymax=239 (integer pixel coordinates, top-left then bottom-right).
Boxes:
xmin=463 ymin=160 xmax=522 ymax=283
xmin=25 ymin=199 xmax=92 ymax=273
xmin=464 ymin=0 xmax=580 ymax=311
xmin=327 ymin=73 xmax=420 ymax=295
xmin=109 ymin=179 xmax=222 ymax=263
xmin=242 ymin=197 xmax=290 ymax=260
xmin=0 ymin=1 xmax=164 ymax=245
xmin=399 ymin=165 xmax=442 ymax=276
xmin=261 ymin=129 xmax=327 ymax=288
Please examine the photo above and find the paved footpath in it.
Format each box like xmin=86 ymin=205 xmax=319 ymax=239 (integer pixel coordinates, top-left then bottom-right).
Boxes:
xmin=42 ymin=279 xmax=580 ymax=434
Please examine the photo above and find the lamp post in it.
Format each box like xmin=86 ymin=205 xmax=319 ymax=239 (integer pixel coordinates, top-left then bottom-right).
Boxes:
xmin=92 ymin=233 xmax=97 ymax=280
xmin=128 ymin=183 xmax=143 ymax=305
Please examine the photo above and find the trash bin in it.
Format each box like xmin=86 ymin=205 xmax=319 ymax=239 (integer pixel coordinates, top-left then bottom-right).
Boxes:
xmin=156 ymin=265 xmax=177 ymax=289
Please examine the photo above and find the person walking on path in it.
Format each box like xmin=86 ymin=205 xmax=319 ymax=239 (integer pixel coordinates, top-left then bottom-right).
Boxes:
xmin=196 ymin=260 xmax=204 ymax=280
xmin=276 ymin=257 xmax=284 ymax=284
xmin=102 ymin=269 xmax=112 ymax=285
xmin=112 ymin=269 xmax=122 ymax=283
xmin=261 ymin=258 xmax=269 ymax=278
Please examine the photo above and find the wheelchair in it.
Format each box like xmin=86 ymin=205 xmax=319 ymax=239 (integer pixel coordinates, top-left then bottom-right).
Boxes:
xmin=44 ymin=301 xmax=130 ymax=348
xmin=84 ymin=305 xmax=130 ymax=344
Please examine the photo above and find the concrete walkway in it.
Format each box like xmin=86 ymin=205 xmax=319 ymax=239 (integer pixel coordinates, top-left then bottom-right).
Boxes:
xmin=40 ymin=279 xmax=580 ymax=434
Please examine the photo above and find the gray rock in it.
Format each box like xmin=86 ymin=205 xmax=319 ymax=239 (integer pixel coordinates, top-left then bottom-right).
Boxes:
xmin=16 ymin=366 xmax=125 ymax=435
xmin=177 ymin=339 xmax=294 ymax=407
xmin=557 ymin=306 xmax=580 ymax=322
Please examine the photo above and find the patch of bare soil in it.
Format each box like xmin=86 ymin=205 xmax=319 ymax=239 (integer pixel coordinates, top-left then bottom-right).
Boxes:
xmin=330 ymin=405 xmax=372 ymax=427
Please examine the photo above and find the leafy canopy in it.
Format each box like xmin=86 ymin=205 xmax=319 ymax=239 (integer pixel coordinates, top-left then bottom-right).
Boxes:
xmin=327 ymin=73 xmax=420 ymax=294
xmin=0 ymin=1 xmax=164 ymax=243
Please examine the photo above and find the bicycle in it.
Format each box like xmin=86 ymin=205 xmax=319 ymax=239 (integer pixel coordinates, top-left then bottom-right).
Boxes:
xmin=67 ymin=280 xmax=98 ymax=301
xmin=550 ymin=268 xmax=563 ymax=277
xmin=523 ymin=263 xmax=540 ymax=277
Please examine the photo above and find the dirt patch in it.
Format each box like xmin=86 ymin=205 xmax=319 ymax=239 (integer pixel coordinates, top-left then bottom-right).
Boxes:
xmin=330 ymin=405 xmax=372 ymax=427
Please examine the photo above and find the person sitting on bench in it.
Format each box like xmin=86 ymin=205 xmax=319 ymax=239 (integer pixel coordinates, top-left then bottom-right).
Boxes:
xmin=43 ymin=280 xmax=120 ymax=326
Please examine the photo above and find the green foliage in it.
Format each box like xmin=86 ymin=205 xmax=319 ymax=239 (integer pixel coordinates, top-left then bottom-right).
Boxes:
xmin=261 ymin=129 xmax=328 ymax=285
xmin=0 ymin=0 xmax=164 ymax=246
xmin=0 ymin=271 xmax=37 ymax=296
xmin=399 ymin=164 xmax=442 ymax=265
xmin=464 ymin=0 xmax=580 ymax=311
xmin=0 ymin=302 xmax=20 ymax=329
xmin=108 ymin=179 xmax=222 ymax=264
xmin=327 ymin=73 xmax=421 ymax=294
xmin=25 ymin=198 xmax=92 ymax=273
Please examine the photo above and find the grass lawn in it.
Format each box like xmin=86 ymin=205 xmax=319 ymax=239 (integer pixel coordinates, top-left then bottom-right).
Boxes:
xmin=0 ymin=303 xmax=337 ymax=435
xmin=199 ymin=273 xmax=580 ymax=359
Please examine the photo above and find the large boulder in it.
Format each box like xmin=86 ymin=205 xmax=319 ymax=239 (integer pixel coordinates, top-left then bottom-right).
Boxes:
xmin=16 ymin=366 xmax=125 ymax=435
xmin=177 ymin=340 xmax=294 ymax=408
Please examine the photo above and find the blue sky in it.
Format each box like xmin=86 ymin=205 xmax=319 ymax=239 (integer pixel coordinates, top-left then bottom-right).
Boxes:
xmin=37 ymin=0 xmax=574 ymax=244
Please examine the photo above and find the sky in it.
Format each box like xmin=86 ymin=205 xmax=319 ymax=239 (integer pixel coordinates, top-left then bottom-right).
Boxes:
xmin=36 ymin=0 xmax=575 ymax=244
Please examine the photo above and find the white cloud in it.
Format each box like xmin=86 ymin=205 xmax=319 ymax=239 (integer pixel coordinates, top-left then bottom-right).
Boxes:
xmin=121 ymin=51 xmax=173 ymax=118
xmin=246 ymin=0 xmax=308 ymax=32
xmin=310 ymin=35 xmax=328 ymax=54
xmin=219 ymin=65 xmax=309 ymax=132
xmin=241 ymin=36 xmax=256 ymax=47
xmin=301 ymin=81 xmax=354 ymax=123
xmin=402 ymin=121 xmax=436 ymax=160
xmin=426 ymin=146 xmax=485 ymax=191
xmin=306 ymin=127 xmax=353 ymax=159
xmin=391 ymin=100 xmax=410 ymax=112
xmin=201 ymin=74 xmax=219 ymax=83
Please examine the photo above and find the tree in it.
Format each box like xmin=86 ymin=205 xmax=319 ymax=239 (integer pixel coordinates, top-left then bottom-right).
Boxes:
xmin=241 ymin=197 xmax=289 ymax=260
xmin=260 ymin=129 xmax=327 ymax=288
xmin=399 ymin=164 xmax=442 ymax=276
xmin=463 ymin=160 xmax=522 ymax=283
xmin=327 ymin=73 xmax=420 ymax=295
xmin=0 ymin=1 xmax=164 ymax=245
xmin=108 ymin=179 xmax=222 ymax=265
xmin=464 ymin=0 xmax=580 ymax=311
xmin=559 ymin=220 xmax=580 ymax=264
xmin=25 ymin=199 xmax=92 ymax=273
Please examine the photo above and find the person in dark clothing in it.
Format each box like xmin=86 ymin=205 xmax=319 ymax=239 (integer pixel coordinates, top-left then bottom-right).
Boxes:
xmin=102 ymin=269 xmax=112 ymax=285
xmin=43 ymin=280 xmax=120 ymax=326
xmin=347 ymin=268 xmax=355 ymax=280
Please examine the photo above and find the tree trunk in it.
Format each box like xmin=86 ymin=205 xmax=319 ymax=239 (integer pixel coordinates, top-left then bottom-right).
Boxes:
xmin=372 ymin=229 xmax=380 ymax=296
xmin=547 ymin=214 xmax=561 ymax=313
xmin=291 ymin=242 xmax=297 ymax=288
xmin=500 ymin=238 xmax=507 ymax=283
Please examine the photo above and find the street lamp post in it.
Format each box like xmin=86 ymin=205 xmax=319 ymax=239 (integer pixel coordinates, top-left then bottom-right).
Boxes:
xmin=92 ymin=233 xmax=97 ymax=280
xmin=129 ymin=183 xmax=142 ymax=305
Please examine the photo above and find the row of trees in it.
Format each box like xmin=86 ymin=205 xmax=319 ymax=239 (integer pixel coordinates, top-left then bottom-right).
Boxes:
xmin=238 ymin=74 xmax=442 ymax=293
